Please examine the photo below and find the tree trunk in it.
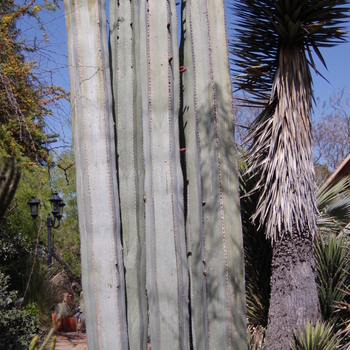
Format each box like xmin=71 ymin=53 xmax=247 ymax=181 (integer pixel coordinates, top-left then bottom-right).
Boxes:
xmin=264 ymin=233 xmax=321 ymax=349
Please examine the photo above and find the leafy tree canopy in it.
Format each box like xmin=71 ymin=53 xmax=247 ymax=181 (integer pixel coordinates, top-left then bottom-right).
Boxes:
xmin=0 ymin=0 xmax=67 ymax=164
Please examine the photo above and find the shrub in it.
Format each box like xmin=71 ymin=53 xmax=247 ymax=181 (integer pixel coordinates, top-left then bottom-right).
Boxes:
xmin=0 ymin=272 xmax=39 ymax=350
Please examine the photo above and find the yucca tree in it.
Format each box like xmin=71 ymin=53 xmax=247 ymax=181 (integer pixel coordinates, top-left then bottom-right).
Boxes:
xmin=233 ymin=0 xmax=349 ymax=348
xmin=241 ymin=159 xmax=350 ymax=347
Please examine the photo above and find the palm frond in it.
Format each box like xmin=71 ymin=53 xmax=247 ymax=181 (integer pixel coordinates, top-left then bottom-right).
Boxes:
xmin=317 ymin=176 xmax=350 ymax=234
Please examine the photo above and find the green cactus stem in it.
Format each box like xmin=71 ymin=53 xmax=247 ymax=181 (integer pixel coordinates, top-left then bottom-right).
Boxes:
xmin=64 ymin=0 xmax=128 ymax=348
xmin=140 ymin=0 xmax=189 ymax=348
xmin=49 ymin=336 xmax=56 ymax=350
xmin=109 ymin=0 xmax=147 ymax=348
xmin=180 ymin=0 xmax=247 ymax=348
xmin=29 ymin=334 xmax=38 ymax=350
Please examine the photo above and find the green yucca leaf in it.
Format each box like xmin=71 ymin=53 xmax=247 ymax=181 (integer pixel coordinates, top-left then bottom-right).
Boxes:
xmin=335 ymin=286 xmax=350 ymax=346
xmin=317 ymin=177 xmax=350 ymax=210
xmin=314 ymin=235 xmax=348 ymax=320
xmin=291 ymin=321 xmax=340 ymax=350
xmin=317 ymin=176 xmax=350 ymax=234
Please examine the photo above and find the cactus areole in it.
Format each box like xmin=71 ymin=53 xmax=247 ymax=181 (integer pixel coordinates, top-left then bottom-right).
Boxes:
xmin=64 ymin=0 xmax=246 ymax=349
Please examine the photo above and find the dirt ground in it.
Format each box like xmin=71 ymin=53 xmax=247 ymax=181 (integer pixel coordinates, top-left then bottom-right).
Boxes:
xmin=42 ymin=333 xmax=152 ymax=349
xmin=45 ymin=332 xmax=88 ymax=350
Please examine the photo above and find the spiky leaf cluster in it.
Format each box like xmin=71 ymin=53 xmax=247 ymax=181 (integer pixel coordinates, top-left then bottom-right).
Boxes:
xmin=232 ymin=0 xmax=349 ymax=103
xmin=291 ymin=321 xmax=340 ymax=350
xmin=317 ymin=176 xmax=350 ymax=234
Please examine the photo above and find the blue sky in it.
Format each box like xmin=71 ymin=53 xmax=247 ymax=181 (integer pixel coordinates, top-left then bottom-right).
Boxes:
xmin=21 ymin=0 xmax=350 ymax=143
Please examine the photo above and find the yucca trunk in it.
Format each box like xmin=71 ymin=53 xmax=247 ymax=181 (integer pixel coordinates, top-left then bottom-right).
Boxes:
xmin=64 ymin=0 xmax=128 ymax=348
xmin=254 ymin=47 xmax=321 ymax=349
xmin=266 ymin=234 xmax=320 ymax=349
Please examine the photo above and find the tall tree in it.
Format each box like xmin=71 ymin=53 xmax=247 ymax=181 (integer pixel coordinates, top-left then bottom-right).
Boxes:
xmin=233 ymin=0 xmax=349 ymax=348
xmin=0 ymin=0 xmax=66 ymax=164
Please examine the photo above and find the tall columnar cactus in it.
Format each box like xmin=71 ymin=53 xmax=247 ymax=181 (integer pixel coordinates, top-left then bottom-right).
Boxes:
xmin=139 ymin=0 xmax=189 ymax=348
xmin=109 ymin=0 xmax=147 ymax=348
xmin=180 ymin=0 xmax=246 ymax=348
xmin=0 ymin=157 xmax=20 ymax=220
xmin=64 ymin=0 xmax=127 ymax=348
xmin=64 ymin=0 xmax=246 ymax=349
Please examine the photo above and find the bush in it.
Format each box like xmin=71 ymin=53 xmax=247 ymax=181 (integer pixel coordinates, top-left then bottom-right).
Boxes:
xmin=0 ymin=272 xmax=39 ymax=350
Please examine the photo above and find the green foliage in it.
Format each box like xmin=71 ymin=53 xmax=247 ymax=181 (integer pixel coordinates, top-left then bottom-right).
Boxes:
xmin=23 ymin=302 xmax=39 ymax=319
xmin=291 ymin=321 xmax=340 ymax=350
xmin=22 ymin=260 xmax=74 ymax=327
xmin=315 ymin=235 xmax=349 ymax=321
xmin=4 ymin=161 xmax=51 ymax=241
xmin=0 ymin=157 xmax=20 ymax=220
xmin=0 ymin=271 xmax=39 ymax=350
xmin=317 ymin=176 xmax=350 ymax=235
xmin=49 ymin=149 xmax=80 ymax=278
xmin=239 ymin=158 xmax=271 ymax=327
xmin=0 ymin=224 xmax=32 ymax=291
xmin=2 ymin=148 xmax=80 ymax=281
xmin=0 ymin=0 xmax=67 ymax=164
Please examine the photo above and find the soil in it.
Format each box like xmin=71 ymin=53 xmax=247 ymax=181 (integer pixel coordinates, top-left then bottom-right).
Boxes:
xmin=43 ymin=332 xmax=88 ymax=350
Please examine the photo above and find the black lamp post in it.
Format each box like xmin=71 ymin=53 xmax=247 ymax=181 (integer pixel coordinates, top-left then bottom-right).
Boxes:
xmin=28 ymin=192 xmax=65 ymax=267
